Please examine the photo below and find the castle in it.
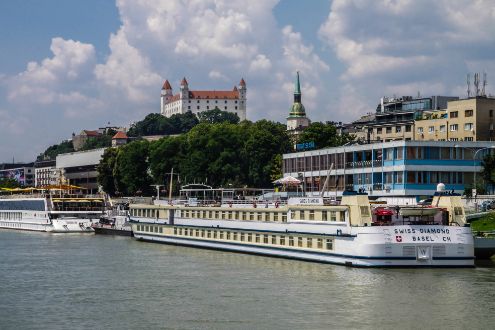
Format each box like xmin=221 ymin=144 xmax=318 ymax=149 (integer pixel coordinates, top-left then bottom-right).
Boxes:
xmin=160 ymin=78 xmax=247 ymax=121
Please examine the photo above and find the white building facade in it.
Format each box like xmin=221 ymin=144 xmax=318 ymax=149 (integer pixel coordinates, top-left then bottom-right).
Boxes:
xmin=160 ymin=78 xmax=247 ymax=121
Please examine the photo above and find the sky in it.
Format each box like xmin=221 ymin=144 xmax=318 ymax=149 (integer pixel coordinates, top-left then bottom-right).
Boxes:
xmin=1 ymin=0 xmax=494 ymax=163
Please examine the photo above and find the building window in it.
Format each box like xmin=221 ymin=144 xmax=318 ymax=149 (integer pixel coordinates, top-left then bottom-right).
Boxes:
xmin=405 ymin=125 xmax=411 ymax=132
xmin=465 ymin=109 xmax=473 ymax=117
xmin=396 ymin=126 xmax=401 ymax=133
xmin=450 ymin=111 xmax=458 ymax=118
xmin=490 ymin=110 xmax=494 ymax=118
xmin=465 ymin=137 xmax=474 ymax=141
xmin=386 ymin=127 xmax=392 ymax=134
xmin=439 ymin=125 xmax=446 ymax=132
xmin=428 ymin=126 xmax=435 ymax=133
xmin=418 ymin=127 xmax=424 ymax=133
xmin=450 ymin=124 xmax=458 ymax=131
xmin=376 ymin=128 xmax=382 ymax=134
xmin=464 ymin=123 xmax=473 ymax=131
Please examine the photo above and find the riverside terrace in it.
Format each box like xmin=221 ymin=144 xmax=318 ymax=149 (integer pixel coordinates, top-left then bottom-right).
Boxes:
xmin=282 ymin=140 xmax=495 ymax=198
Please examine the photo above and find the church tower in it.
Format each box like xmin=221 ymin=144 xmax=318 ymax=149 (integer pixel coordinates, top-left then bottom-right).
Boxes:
xmin=286 ymin=71 xmax=310 ymax=134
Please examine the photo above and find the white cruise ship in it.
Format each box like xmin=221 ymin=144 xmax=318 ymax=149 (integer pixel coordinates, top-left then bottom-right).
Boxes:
xmin=127 ymin=185 xmax=474 ymax=267
xmin=0 ymin=191 xmax=107 ymax=233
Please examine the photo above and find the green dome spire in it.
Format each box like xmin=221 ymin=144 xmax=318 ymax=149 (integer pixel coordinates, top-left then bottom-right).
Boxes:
xmin=288 ymin=71 xmax=306 ymax=117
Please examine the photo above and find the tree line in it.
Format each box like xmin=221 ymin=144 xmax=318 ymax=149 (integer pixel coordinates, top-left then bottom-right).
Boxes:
xmin=97 ymin=115 xmax=353 ymax=196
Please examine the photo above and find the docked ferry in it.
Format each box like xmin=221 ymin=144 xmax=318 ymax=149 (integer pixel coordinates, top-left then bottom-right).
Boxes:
xmin=128 ymin=186 xmax=474 ymax=267
xmin=0 ymin=191 xmax=107 ymax=232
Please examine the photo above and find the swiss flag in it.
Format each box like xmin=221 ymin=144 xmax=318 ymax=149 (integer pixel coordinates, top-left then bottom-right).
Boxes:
xmin=396 ymin=235 xmax=402 ymax=242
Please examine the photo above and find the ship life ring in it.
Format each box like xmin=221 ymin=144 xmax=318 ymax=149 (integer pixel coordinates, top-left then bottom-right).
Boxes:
xmin=253 ymin=202 xmax=257 ymax=208
xmin=228 ymin=202 xmax=233 ymax=208
xmin=275 ymin=201 xmax=280 ymax=208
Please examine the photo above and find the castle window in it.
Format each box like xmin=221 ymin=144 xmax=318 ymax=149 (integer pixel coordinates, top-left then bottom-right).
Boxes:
xmin=188 ymin=106 xmax=191 ymax=110
xmin=188 ymin=100 xmax=191 ymax=103
xmin=225 ymin=100 xmax=227 ymax=104
xmin=215 ymin=100 xmax=218 ymax=103
xmin=225 ymin=106 xmax=227 ymax=110
xmin=197 ymin=100 xmax=200 ymax=103
xmin=235 ymin=106 xmax=238 ymax=110
xmin=207 ymin=106 xmax=209 ymax=110
xmin=235 ymin=100 xmax=238 ymax=104
xmin=197 ymin=106 xmax=200 ymax=110
xmin=207 ymin=100 xmax=209 ymax=103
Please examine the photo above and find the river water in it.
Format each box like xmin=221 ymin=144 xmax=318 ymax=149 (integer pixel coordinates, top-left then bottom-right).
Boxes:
xmin=1 ymin=230 xmax=494 ymax=330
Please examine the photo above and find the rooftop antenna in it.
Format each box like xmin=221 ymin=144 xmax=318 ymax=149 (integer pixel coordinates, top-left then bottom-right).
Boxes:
xmin=467 ymin=73 xmax=471 ymax=98
xmin=474 ymin=72 xmax=480 ymax=96
xmin=482 ymin=72 xmax=487 ymax=96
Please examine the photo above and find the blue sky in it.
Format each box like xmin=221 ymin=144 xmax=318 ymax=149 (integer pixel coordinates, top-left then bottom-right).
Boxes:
xmin=0 ymin=0 xmax=494 ymax=163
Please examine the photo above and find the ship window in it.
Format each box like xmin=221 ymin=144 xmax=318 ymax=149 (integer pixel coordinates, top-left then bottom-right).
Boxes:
xmin=207 ymin=230 xmax=211 ymax=238
xmin=159 ymin=227 xmax=163 ymax=233
xmin=282 ymin=213 xmax=287 ymax=222
xmin=226 ymin=231 xmax=231 ymax=240
xmin=228 ymin=211 xmax=233 ymax=220
xmin=249 ymin=212 xmax=254 ymax=221
xmin=289 ymin=236 xmax=294 ymax=246
xmin=339 ymin=211 xmax=346 ymax=222
xmin=179 ymin=228 xmax=183 ymax=235
xmin=271 ymin=235 xmax=277 ymax=244
xmin=240 ymin=233 xmax=245 ymax=241
xmin=317 ymin=239 xmax=323 ymax=249
xmin=280 ymin=236 xmax=286 ymax=245
xmin=233 ymin=232 xmax=238 ymax=240
xmin=220 ymin=231 xmax=224 ymax=239
xmin=255 ymin=234 xmax=260 ymax=243
xmin=322 ymin=211 xmax=328 ymax=221
xmin=330 ymin=211 xmax=337 ymax=221
xmin=307 ymin=238 xmax=313 ymax=248
xmin=213 ymin=231 xmax=217 ymax=239
xmin=326 ymin=239 xmax=333 ymax=250
xmin=242 ymin=212 xmax=247 ymax=220
xmin=247 ymin=233 xmax=253 ymax=242
xmin=299 ymin=210 xmax=304 ymax=220
xmin=257 ymin=212 xmax=262 ymax=221
xmin=274 ymin=212 xmax=279 ymax=221
xmin=298 ymin=237 xmax=303 ymax=247
xmin=309 ymin=210 xmax=315 ymax=220
xmin=360 ymin=206 xmax=370 ymax=217
xmin=263 ymin=235 xmax=269 ymax=244
xmin=195 ymin=229 xmax=200 ymax=237
xmin=155 ymin=227 xmax=159 ymax=233
xmin=454 ymin=207 xmax=463 ymax=216
xmin=201 ymin=230 xmax=205 ymax=237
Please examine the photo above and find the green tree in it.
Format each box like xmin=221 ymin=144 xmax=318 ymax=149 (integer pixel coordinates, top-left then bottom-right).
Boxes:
xmin=197 ymin=107 xmax=240 ymax=124
xmin=298 ymin=122 xmax=353 ymax=149
xmin=169 ymin=111 xmax=199 ymax=133
xmin=149 ymin=136 xmax=186 ymax=185
xmin=114 ymin=141 xmax=152 ymax=195
xmin=97 ymin=148 xmax=119 ymax=195
xmin=0 ymin=178 xmax=21 ymax=189
xmin=37 ymin=140 xmax=74 ymax=161
xmin=127 ymin=113 xmax=173 ymax=137
xmin=480 ymin=154 xmax=495 ymax=194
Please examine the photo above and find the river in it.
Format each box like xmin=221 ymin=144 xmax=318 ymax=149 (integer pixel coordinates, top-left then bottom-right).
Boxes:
xmin=0 ymin=230 xmax=494 ymax=329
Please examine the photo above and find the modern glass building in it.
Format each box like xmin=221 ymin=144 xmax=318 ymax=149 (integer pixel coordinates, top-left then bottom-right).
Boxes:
xmin=283 ymin=141 xmax=495 ymax=198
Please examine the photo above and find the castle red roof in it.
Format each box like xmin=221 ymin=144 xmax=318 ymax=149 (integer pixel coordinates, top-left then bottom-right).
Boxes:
xmin=112 ymin=131 xmax=128 ymax=139
xmin=181 ymin=77 xmax=188 ymax=86
xmin=82 ymin=130 xmax=100 ymax=137
xmin=239 ymin=78 xmax=246 ymax=87
xmin=162 ymin=80 xmax=172 ymax=90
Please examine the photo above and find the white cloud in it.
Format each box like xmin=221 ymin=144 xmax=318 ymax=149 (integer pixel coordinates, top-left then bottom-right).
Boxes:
xmin=319 ymin=0 xmax=495 ymax=121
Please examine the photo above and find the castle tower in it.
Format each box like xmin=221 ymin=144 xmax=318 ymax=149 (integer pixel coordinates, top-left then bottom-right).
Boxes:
xmin=287 ymin=71 xmax=309 ymax=133
xmin=160 ymin=80 xmax=173 ymax=115
xmin=238 ymin=78 xmax=247 ymax=120
xmin=180 ymin=77 xmax=189 ymax=100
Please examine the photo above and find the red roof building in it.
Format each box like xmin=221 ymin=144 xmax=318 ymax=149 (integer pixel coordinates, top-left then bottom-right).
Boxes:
xmin=160 ymin=77 xmax=247 ymax=121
